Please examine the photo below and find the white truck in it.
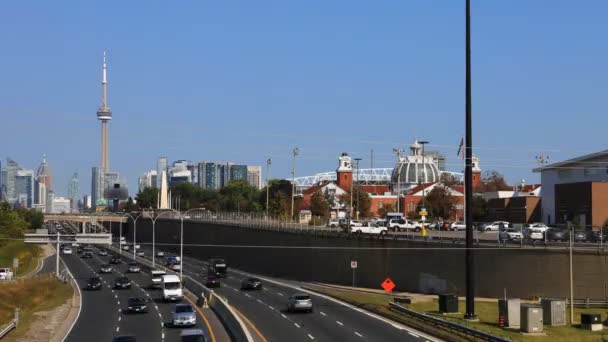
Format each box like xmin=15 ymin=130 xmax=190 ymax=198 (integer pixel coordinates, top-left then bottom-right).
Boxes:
xmin=162 ymin=274 xmax=183 ymax=302
xmin=351 ymin=222 xmax=388 ymax=235
xmin=388 ymin=219 xmax=421 ymax=232
xmin=151 ymin=269 xmax=167 ymax=289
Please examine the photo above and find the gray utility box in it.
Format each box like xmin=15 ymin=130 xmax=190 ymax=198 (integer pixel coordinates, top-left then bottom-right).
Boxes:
xmin=521 ymin=304 xmax=543 ymax=333
xmin=541 ymin=298 xmax=566 ymax=326
xmin=438 ymin=294 xmax=458 ymax=313
xmin=498 ymin=298 xmax=521 ymax=328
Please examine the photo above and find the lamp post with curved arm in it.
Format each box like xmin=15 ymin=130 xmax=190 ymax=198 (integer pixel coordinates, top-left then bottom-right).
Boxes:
xmin=124 ymin=213 xmax=143 ymax=260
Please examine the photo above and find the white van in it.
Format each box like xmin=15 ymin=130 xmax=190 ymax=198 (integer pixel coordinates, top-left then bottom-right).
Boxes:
xmin=162 ymin=274 xmax=183 ymax=302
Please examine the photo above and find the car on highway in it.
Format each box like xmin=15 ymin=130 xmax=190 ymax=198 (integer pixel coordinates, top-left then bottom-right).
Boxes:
xmin=483 ymin=221 xmax=510 ymax=231
xmin=86 ymin=277 xmax=102 ymax=290
xmin=287 ymin=293 xmax=313 ymax=313
xmin=114 ymin=276 xmax=132 ymax=289
xmin=126 ymin=297 xmax=148 ymax=314
xmin=112 ymin=336 xmax=136 ymax=342
xmin=127 ymin=262 xmax=141 ymax=273
xmin=110 ymin=256 xmax=122 ymax=264
xmin=205 ymin=275 xmax=221 ymax=288
xmin=523 ymin=228 xmax=544 ymax=241
xmin=450 ymin=221 xmax=466 ymax=231
xmin=156 ymin=251 xmax=165 ymax=257
xmin=172 ymin=304 xmax=197 ymax=327
xmin=180 ymin=329 xmax=206 ymax=342
xmin=81 ymin=251 xmax=93 ymax=259
xmin=499 ymin=228 xmax=523 ymax=242
xmin=99 ymin=264 xmax=113 ymax=274
xmin=98 ymin=249 xmax=108 ymax=256
xmin=241 ymin=277 xmax=263 ymax=290
xmin=546 ymin=228 xmax=569 ymax=242
xmin=62 ymin=247 xmax=73 ymax=255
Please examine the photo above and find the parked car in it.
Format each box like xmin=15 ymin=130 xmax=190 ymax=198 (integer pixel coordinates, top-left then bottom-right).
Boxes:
xmin=523 ymin=228 xmax=544 ymax=241
xmin=172 ymin=304 xmax=197 ymax=327
xmin=499 ymin=228 xmax=523 ymax=242
xmin=287 ymin=293 xmax=313 ymax=313
xmin=114 ymin=276 xmax=132 ymax=289
xmin=127 ymin=262 xmax=141 ymax=273
xmin=205 ymin=275 xmax=221 ymax=288
xmin=546 ymin=228 xmax=569 ymax=242
xmin=450 ymin=222 xmax=466 ymax=231
xmin=126 ymin=297 xmax=148 ymax=314
xmin=483 ymin=221 xmax=510 ymax=232
xmin=99 ymin=264 xmax=113 ymax=274
xmin=87 ymin=277 xmax=102 ymax=290
xmin=241 ymin=277 xmax=263 ymax=290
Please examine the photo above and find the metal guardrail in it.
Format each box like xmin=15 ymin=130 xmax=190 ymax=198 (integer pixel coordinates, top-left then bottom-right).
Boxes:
xmin=0 ymin=308 xmax=19 ymax=339
xmin=388 ymin=302 xmax=511 ymax=342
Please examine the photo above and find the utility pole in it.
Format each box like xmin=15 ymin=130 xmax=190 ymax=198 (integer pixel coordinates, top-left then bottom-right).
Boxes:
xmin=266 ymin=158 xmax=271 ymax=218
xmin=291 ymin=147 xmax=299 ymax=221
xmin=354 ymin=158 xmax=362 ymax=220
xmin=464 ymin=0 xmax=477 ymax=320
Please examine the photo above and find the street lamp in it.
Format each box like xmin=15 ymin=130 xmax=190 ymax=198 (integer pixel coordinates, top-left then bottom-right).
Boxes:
xmin=291 ymin=147 xmax=299 ymax=221
xmin=354 ymin=158 xmax=362 ymax=220
xmin=266 ymin=158 xmax=272 ymax=219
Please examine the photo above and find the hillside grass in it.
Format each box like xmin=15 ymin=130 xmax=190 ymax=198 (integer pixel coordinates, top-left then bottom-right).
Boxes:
xmin=0 ymin=276 xmax=72 ymax=341
xmin=308 ymin=285 xmax=608 ymax=342
xmin=0 ymin=241 xmax=41 ymax=276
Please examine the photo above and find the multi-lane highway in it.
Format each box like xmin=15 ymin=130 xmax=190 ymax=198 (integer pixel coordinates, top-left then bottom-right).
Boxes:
xmin=135 ymin=244 xmax=437 ymax=342
xmin=61 ymin=246 xmax=223 ymax=342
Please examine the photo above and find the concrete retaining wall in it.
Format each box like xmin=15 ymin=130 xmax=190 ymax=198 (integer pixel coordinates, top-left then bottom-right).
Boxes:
xmin=118 ymin=220 xmax=608 ymax=300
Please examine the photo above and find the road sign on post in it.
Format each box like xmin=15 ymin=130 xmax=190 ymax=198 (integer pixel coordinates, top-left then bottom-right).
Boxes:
xmin=381 ymin=278 xmax=396 ymax=293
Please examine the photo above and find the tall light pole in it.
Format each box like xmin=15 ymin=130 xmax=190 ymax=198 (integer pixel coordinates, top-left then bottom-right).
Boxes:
xmin=266 ymin=158 xmax=272 ymax=218
xmin=291 ymin=147 xmax=299 ymax=221
xmin=464 ymin=0 xmax=476 ymax=320
xmin=354 ymin=158 xmax=362 ymax=220
xmin=393 ymin=148 xmax=403 ymax=215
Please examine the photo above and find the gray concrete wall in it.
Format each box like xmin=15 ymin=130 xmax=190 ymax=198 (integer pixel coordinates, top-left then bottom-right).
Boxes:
xmin=118 ymin=220 xmax=608 ymax=300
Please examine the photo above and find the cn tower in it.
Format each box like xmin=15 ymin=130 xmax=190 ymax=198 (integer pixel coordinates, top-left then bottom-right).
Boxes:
xmin=97 ymin=51 xmax=112 ymax=171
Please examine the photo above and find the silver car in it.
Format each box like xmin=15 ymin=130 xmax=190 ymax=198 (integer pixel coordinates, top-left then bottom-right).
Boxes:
xmin=287 ymin=293 xmax=313 ymax=313
xmin=172 ymin=304 xmax=197 ymax=327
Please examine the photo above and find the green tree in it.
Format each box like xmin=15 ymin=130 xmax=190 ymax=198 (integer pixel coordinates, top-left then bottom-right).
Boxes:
xmin=424 ymin=185 xmax=456 ymax=219
xmin=135 ymin=187 xmax=159 ymax=209
xmin=310 ymin=190 xmax=330 ymax=218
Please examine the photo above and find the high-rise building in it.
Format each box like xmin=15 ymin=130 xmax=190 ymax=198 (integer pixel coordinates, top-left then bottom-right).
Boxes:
xmin=247 ymin=166 xmax=262 ymax=189
xmin=15 ymin=169 xmax=34 ymax=208
xmin=68 ymin=171 xmax=79 ymax=213
xmin=157 ymin=157 xmax=168 ymax=188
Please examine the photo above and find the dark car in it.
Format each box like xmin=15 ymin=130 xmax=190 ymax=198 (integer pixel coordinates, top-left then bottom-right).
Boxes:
xmin=114 ymin=276 xmax=132 ymax=289
xmin=241 ymin=277 xmax=263 ymax=290
xmin=546 ymin=228 xmax=569 ymax=242
xmin=113 ymin=336 xmax=136 ymax=342
xmin=110 ymin=257 xmax=122 ymax=264
xmin=205 ymin=275 xmax=221 ymax=288
xmin=126 ymin=297 xmax=148 ymax=313
xmin=86 ymin=276 xmax=102 ymax=290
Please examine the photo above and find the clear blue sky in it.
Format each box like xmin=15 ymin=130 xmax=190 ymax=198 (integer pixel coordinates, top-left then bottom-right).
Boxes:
xmin=1 ymin=0 xmax=607 ymax=197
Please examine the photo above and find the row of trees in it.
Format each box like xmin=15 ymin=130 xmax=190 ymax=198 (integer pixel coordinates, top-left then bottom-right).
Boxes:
xmin=0 ymin=202 xmax=44 ymax=245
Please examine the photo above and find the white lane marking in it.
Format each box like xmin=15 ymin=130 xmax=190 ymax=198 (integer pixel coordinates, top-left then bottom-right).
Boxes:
xmin=294 ymin=323 xmax=301 ymax=328
xmin=320 ymin=312 xmax=327 ymax=316
xmin=336 ymin=321 xmax=344 ymax=326
xmin=408 ymin=332 xmax=420 ymax=338
xmin=281 ymin=314 xmax=288 ymax=319
xmin=308 ymin=334 xmax=315 ymax=340
xmin=355 ymin=332 xmax=363 ymax=337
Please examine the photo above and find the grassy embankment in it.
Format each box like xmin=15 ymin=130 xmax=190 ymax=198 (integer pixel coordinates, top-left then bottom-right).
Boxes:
xmin=307 ymin=285 xmax=608 ymax=342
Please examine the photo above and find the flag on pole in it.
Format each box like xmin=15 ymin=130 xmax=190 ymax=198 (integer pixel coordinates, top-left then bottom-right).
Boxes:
xmin=457 ymin=137 xmax=464 ymax=160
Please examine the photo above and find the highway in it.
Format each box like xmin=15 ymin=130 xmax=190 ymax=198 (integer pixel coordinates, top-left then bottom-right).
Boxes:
xmin=137 ymin=244 xmax=437 ymax=342
xmin=61 ymin=246 xmax=220 ymax=342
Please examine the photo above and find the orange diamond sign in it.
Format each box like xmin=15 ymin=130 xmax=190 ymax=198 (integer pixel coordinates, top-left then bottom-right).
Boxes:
xmin=381 ymin=278 xmax=396 ymax=293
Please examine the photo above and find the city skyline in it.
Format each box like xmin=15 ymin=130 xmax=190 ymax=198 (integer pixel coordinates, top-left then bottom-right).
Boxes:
xmin=1 ymin=0 xmax=607 ymax=197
